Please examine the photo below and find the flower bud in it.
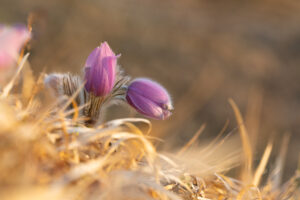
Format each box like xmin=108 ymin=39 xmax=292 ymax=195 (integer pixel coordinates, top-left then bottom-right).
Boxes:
xmin=126 ymin=78 xmax=173 ymax=120
xmin=0 ymin=24 xmax=31 ymax=68
xmin=84 ymin=42 xmax=119 ymax=96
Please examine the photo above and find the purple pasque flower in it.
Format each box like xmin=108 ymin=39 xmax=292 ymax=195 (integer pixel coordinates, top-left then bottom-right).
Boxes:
xmin=0 ymin=24 xmax=31 ymax=68
xmin=84 ymin=42 xmax=120 ymax=96
xmin=126 ymin=78 xmax=173 ymax=120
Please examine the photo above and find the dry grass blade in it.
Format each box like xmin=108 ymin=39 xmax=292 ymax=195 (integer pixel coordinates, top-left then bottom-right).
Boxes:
xmin=21 ymin=61 xmax=35 ymax=102
xmin=229 ymin=98 xmax=253 ymax=183
xmin=269 ymin=134 xmax=291 ymax=191
xmin=177 ymin=124 xmax=206 ymax=155
xmin=103 ymin=118 xmax=152 ymax=134
xmin=61 ymin=81 xmax=85 ymax=112
xmin=199 ymin=120 xmax=229 ymax=155
xmin=71 ymin=99 xmax=79 ymax=121
xmin=253 ymin=141 xmax=273 ymax=186
xmin=1 ymin=53 xmax=30 ymax=98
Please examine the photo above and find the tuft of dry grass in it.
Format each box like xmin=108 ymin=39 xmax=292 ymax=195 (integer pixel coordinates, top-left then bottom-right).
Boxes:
xmin=0 ymin=55 xmax=299 ymax=200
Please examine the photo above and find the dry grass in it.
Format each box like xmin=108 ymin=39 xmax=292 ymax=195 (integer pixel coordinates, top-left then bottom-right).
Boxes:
xmin=0 ymin=55 xmax=299 ymax=200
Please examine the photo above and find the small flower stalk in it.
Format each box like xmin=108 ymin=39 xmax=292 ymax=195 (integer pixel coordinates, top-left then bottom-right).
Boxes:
xmin=84 ymin=42 xmax=120 ymax=97
xmin=0 ymin=24 xmax=31 ymax=68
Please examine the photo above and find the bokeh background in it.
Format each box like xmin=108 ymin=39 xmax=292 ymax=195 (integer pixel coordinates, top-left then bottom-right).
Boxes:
xmin=1 ymin=0 xmax=299 ymax=179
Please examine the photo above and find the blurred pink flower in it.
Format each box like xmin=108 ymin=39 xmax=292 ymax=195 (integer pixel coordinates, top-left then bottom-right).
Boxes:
xmin=0 ymin=24 xmax=31 ymax=68
xmin=84 ymin=42 xmax=120 ymax=96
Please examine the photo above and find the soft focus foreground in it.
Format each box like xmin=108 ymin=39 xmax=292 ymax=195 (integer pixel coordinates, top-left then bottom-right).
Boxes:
xmin=0 ymin=55 xmax=298 ymax=199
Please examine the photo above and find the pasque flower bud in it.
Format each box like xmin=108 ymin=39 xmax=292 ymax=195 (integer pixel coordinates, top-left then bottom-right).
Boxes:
xmin=126 ymin=78 xmax=173 ymax=120
xmin=0 ymin=24 xmax=31 ymax=68
xmin=84 ymin=42 xmax=119 ymax=96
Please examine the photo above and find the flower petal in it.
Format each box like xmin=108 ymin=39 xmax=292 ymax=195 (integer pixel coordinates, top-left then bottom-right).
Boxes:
xmin=126 ymin=92 xmax=164 ymax=119
xmin=84 ymin=42 xmax=118 ymax=96
xmin=0 ymin=24 xmax=31 ymax=68
xmin=128 ymin=78 xmax=171 ymax=106
xmin=84 ymin=47 xmax=101 ymax=68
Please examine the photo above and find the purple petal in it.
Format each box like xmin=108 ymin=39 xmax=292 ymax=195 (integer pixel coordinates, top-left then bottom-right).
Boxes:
xmin=100 ymin=42 xmax=115 ymax=58
xmin=126 ymin=78 xmax=173 ymax=120
xmin=126 ymin=92 xmax=164 ymax=119
xmin=84 ymin=42 xmax=118 ymax=96
xmin=102 ymin=56 xmax=117 ymax=91
xmin=84 ymin=47 xmax=101 ymax=68
xmin=128 ymin=78 xmax=171 ymax=105
xmin=85 ymin=58 xmax=109 ymax=96
xmin=84 ymin=67 xmax=93 ymax=92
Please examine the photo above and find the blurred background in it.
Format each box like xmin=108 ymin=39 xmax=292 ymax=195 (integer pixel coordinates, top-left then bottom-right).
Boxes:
xmin=1 ymin=0 xmax=299 ymax=180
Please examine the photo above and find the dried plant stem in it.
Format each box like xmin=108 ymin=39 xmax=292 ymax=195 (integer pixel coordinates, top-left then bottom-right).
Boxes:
xmin=269 ymin=134 xmax=290 ymax=191
xmin=1 ymin=53 xmax=30 ymax=98
xmin=177 ymin=124 xmax=206 ymax=155
xmin=253 ymin=141 xmax=273 ymax=186
xmin=229 ymin=98 xmax=253 ymax=183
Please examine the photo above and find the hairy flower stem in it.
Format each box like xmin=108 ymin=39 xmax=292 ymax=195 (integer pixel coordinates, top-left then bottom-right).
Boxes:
xmin=83 ymin=91 xmax=106 ymax=126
